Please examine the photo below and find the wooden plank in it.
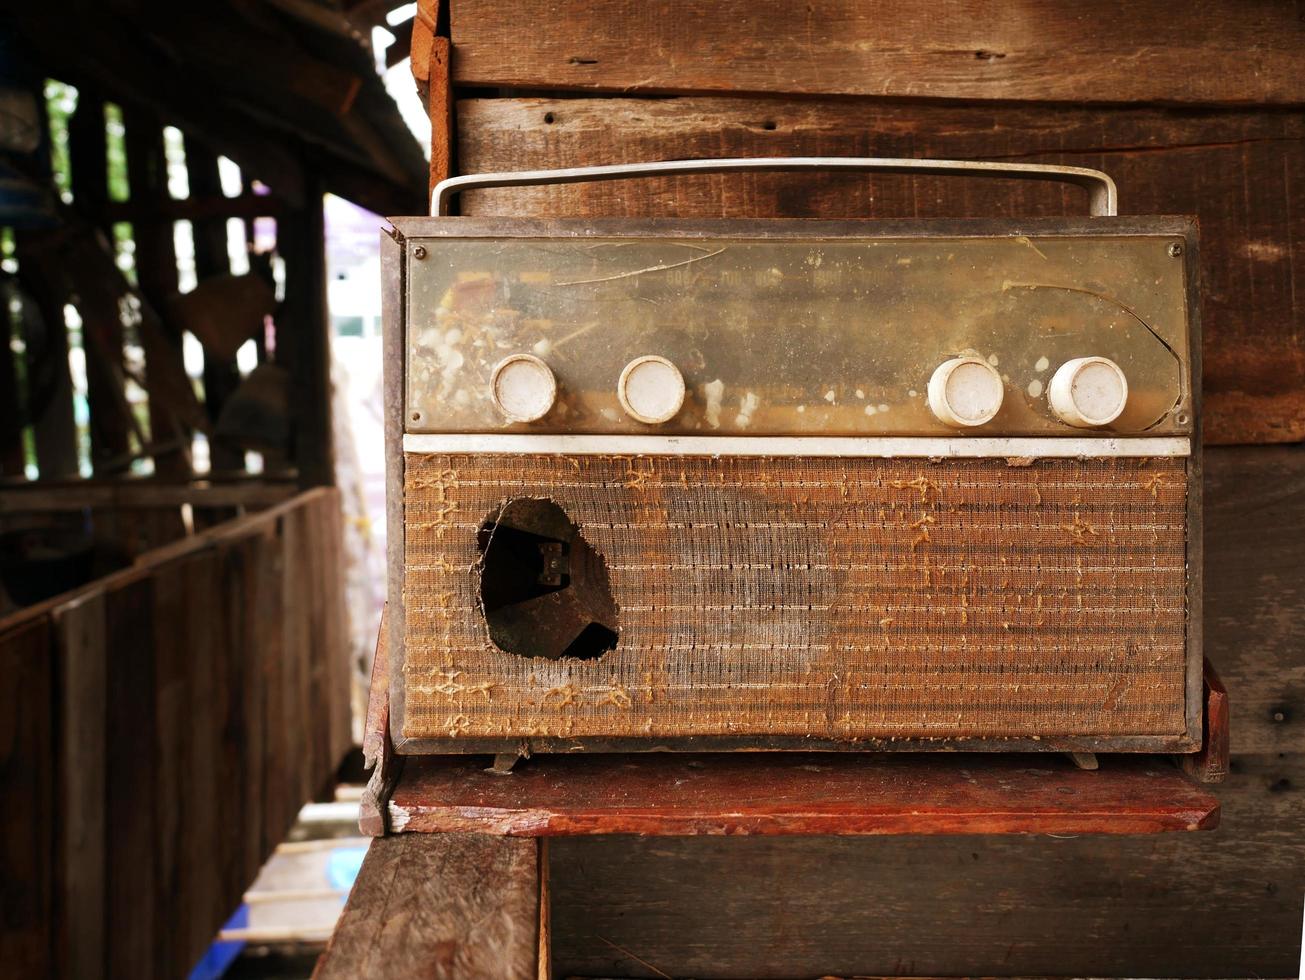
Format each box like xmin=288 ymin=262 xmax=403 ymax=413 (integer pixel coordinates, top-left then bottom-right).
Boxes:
xmin=1204 ymin=446 xmax=1305 ymax=754
xmin=278 ymin=505 xmax=309 ymax=841
xmin=448 ymin=0 xmax=1305 ymax=106
xmin=427 ymin=35 xmax=452 ymax=191
xmin=549 ymin=753 xmax=1305 ymax=978
xmin=1182 ymin=662 xmax=1230 ymax=783
xmin=0 ymin=479 xmax=294 ymax=512
xmin=213 ymin=528 xmax=263 ymax=906
xmin=102 ymin=576 xmax=156 ymax=978
xmin=387 ymin=753 xmax=1218 ymax=837
xmin=53 ymin=595 xmax=107 ymax=980
xmin=259 ymin=510 xmax=293 ymax=858
xmin=360 ymin=609 xmax=400 ymax=837
xmin=180 ymin=550 xmax=225 ymax=974
xmin=151 ymin=557 xmax=211 ymax=979
xmin=240 ymin=531 xmax=272 ymax=886
xmin=456 ymin=96 xmax=1305 ymax=445
xmin=321 ymin=492 xmax=353 ymax=775
xmin=0 ymin=617 xmax=55 ymax=978
xmin=313 ymin=833 xmax=540 ymax=979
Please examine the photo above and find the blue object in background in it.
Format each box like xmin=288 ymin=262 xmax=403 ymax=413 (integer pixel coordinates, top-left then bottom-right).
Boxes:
xmin=326 ymin=845 xmax=367 ymax=900
xmin=187 ymin=904 xmax=248 ymax=980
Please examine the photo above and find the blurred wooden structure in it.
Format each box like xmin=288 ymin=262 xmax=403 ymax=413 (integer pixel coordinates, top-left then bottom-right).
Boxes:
xmin=0 ymin=3 xmax=425 ymax=977
xmin=1 ymin=489 xmax=352 ymax=979
xmin=1 ymin=2 xmax=425 ymax=486
xmin=348 ymin=2 xmax=1305 ymax=977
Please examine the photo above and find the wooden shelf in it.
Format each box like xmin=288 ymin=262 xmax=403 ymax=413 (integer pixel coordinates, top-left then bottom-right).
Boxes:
xmin=386 ymin=751 xmax=1218 ymax=836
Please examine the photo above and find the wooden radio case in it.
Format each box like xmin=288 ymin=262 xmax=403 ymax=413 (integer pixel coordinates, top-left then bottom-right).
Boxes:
xmin=383 ymin=158 xmax=1201 ymax=756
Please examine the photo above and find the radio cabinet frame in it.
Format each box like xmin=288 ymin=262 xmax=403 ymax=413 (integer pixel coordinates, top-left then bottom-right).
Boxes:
xmin=382 ymin=214 xmax=1203 ymax=757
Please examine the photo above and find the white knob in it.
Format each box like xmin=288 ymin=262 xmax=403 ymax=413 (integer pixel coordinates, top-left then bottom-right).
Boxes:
xmin=1048 ymin=356 xmax=1128 ymax=427
xmin=490 ymin=354 xmax=556 ymax=422
xmin=928 ymin=357 xmax=1004 ymax=427
xmin=617 ymin=355 xmax=686 ymax=424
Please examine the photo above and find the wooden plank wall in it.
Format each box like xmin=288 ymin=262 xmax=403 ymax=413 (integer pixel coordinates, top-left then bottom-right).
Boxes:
xmin=415 ymin=2 xmax=1305 ymax=975
xmin=0 ymin=488 xmax=351 ymax=979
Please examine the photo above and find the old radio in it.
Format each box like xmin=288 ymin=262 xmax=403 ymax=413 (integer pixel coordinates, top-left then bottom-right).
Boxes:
xmin=383 ymin=157 xmax=1200 ymax=756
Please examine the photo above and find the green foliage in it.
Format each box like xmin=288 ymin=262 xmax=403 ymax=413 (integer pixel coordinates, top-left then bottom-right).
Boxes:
xmin=104 ymin=102 xmax=129 ymax=203
xmin=43 ymin=79 xmax=77 ymax=202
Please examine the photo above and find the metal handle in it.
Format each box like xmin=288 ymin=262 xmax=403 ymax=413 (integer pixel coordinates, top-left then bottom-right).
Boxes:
xmin=431 ymin=156 xmax=1118 ymax=218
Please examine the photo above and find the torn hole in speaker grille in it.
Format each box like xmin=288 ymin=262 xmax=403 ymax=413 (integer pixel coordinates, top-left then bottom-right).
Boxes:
xmin=476 ymin=498 xmax=619 ymax=661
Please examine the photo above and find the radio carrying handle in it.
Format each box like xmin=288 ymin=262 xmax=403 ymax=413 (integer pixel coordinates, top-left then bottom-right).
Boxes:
xmin=431 ymin=157 xmax=1118 ymax=218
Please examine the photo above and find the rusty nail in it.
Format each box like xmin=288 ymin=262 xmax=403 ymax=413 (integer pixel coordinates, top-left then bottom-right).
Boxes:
xmin=413 ymin=245 xmax=427 ymax=260
xmin=1167 ymin=242 xmax=1183 ymax=257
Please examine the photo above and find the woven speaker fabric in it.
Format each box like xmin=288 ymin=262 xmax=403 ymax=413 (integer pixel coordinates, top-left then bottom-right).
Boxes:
xmin=402 ymin=453 xmax=1189 ymax=742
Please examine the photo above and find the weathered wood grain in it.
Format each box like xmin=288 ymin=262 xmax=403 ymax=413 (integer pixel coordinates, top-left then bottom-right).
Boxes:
xmin=103 ymin=576 xmax=156 ymax=978
xmin=151 ymin=567 xmax=189 ymax=978
xmin=1203 ymin=447 xmax=1305 ymax=755
xmin=181 ymin=552 xmax=225 ymax=973
xmin=0 ymin=618 xmax=54 ymax=978
xmin=314 ymin=833 xmax=541 ymax=979
xmin=448 ymin=0 xmax=1305 ymax=106
xmin=387 ymin=753 xmax=1218 ymax=837
xmin=456 ymin=96 xmax=1305 ymax=445
xmin=0 ymin=488 xmax=351 ymax=979
xmin=548 ymin=749 xmax=1304 ymax=978
xmin=53 ymin=595 xmax=106 ymax=980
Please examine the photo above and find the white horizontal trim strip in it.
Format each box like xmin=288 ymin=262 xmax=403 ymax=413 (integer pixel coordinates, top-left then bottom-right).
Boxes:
xmin=403 ymin=433 xmax=1190 ymax=459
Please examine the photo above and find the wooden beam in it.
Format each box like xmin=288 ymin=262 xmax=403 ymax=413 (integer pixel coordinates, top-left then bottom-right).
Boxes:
xmin=387 ymin=752 xmax=1218 ymax=836
xmin=0 ymin=479 xmax=295 ymax=512
xmin=385 ymin=16 xmax=414 ymax=69
xmin=12 ymin=231 xmax=79 ymax=478
xmin=185 ymin=135 xmax=243 ymax=473
xmin=68 ymin=94 xmax=130 ymax=473
xmin=277 ymin=172 xmax=335 ymax=487
xmin=314 ymin=833 xmax=541 ymax=979
xmin=448 ymin=0 xmax=1305 ymax=106
xmin=0 ymin=290 xmax=26 ymax=476
xmin=427 ymin=36 xmax=453 ymax=194
xmin=102 ymin=193 xmax=290 ymax=223
xmin=124 ymin=107 xmax=191 ymax=478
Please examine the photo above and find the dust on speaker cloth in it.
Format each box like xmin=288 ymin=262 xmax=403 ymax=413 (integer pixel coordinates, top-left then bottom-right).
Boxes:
xmin=401 ymin=452 xmax=1188 ymax=742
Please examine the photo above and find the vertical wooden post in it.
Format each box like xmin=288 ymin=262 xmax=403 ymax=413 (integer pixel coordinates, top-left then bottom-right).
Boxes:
xmin=67 ymin=93 xmax=129 ymax=473
xmin=0 ymin=618 xmax=56 ymax=978
xmin=412 ymin=0 xmax=454 ymax=194
xmin=12 ymin=231 xmax=79 ymax=478
xmin=184 ymin=135 xmax=244 ymax=473
xmin=0 ymin=293 xmax=25 ymax=475
xmin=123 ymin=108 xmax=190 ymax=477
xmin=278 ymin=168 xmax=334 ymax=488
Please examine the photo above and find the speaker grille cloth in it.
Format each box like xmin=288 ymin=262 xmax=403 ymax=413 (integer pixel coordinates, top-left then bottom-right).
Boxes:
xmin=402 ymin=453 xmax=1188 ymax=742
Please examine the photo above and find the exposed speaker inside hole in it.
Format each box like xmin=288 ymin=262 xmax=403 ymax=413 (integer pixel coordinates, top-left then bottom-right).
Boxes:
xmin=476 ymin=498 xmax=619 ymax=660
